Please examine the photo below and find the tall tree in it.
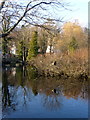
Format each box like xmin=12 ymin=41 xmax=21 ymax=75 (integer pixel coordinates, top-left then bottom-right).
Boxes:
xmin=62 ymin=21 xmax=87 ymax=48
xmin=38 ymin=28 xmax=47 ymax=54
xmin=27 ymin=31 xmax=38 ymax=60
xmin=0 ymin=0 xmax=6 ymax=12
xmin=2 ymin=15 xmax=11 ymax=55
xmin=16 ymin=26 xmax=32 ymax=62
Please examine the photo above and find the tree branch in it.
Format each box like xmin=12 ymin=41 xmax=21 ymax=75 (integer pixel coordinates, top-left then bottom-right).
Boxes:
xmin=0 ymin=0 xmax=7 ymax=13
xmin=0 ymin=1 xmax=55 ymax=38
xmin=0 ymin=1 xmax=70 ymax=38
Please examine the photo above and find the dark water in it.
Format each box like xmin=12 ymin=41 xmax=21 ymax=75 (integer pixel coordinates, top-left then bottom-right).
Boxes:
xmin=2 ymin=66 xmax=88 ymax=118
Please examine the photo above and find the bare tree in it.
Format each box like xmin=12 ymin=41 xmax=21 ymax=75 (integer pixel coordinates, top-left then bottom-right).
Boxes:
xmin=0 ymin=0 xmax=6 ymax=12
xmin=0 ymin=0 xmax=70 ymax=38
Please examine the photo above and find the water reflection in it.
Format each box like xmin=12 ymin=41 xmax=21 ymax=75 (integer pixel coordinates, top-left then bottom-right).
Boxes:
xmin=2 ymin=66 xmax=88 ymax=118
xmin=0 ymin=67 xmax=2 ymax=119
xmin=41 ymin=94 xmax=62 ymax=111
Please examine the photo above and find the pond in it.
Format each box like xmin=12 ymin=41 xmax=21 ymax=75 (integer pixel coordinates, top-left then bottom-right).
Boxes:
xmin=2 ymin=66 xmax=88 ymax=118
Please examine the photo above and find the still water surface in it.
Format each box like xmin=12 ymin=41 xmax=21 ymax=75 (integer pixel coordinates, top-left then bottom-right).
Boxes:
xmin=2 ymin=66 xmax=88 ymax=118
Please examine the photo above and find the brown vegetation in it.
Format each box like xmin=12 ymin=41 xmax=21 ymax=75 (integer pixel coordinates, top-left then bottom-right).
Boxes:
xmin=28 ymin=48 xmax=88 ymax=78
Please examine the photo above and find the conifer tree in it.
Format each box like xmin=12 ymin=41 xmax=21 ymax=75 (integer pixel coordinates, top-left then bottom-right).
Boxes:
xmin=68 ymin=37 xmax=78 ymax=53
xmin=27 ymin=31 xmax=38 ymax=60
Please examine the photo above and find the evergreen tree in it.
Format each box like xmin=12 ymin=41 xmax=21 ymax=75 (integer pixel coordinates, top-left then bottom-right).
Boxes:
xmin=68 ymin=37 xmax=78 ymax=53
xmin=27 ymin=31 xmax=38 ymax=60
xmin=17 ymin=40 xmax=23 ymax=60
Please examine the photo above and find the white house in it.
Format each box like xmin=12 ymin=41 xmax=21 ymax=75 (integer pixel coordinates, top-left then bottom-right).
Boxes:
xmin=10 ymin=44 xmax=16 ymax=55
xmin=46 ymin=45 xmax=54 ymax=53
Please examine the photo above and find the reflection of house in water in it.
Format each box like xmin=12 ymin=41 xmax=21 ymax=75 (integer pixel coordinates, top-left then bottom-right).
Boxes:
xmin=11 ymin=68 xmax=16 ymax=76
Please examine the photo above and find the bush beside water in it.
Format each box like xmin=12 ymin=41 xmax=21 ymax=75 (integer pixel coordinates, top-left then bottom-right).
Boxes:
xmin=28 ymin=48 xmax=88 ymax=79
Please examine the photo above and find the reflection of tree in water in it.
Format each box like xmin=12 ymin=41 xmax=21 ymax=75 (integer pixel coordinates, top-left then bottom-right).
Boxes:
xmin=32 ymin=86 xmax=38 ymax=96
xmin=2 ymin=66 xmax=88 ymax=117
xmin=41 ymin=94 xmax=62 ymax=111
xmin=37 ymin=77 xmax=63 ymax=111
xmin=26 ymin=66 xmax=38 ymax=96
xmin=2 ymin=68 xmax=18 ymax=117
xmin=2 ymin=67 xmax=33 ymax=117
xmin=26 ymin=66 xmax=38 ymax=80
xmin=62 ymin=78 xmax=88 ymax=100
xmin=80 ymin=81 xmax=88 ymax=100
xmin=2 ymin=68 xmax=11 ymax=108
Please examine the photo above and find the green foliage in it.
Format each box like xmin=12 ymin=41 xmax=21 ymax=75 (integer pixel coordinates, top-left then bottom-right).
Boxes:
xmin=17 ymin=40 xmax=23 ymax=60
xmin=27 ymin=31 xmax=38 ymax=60
xmin=68 ymin=37 xmax=78 ymax=52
